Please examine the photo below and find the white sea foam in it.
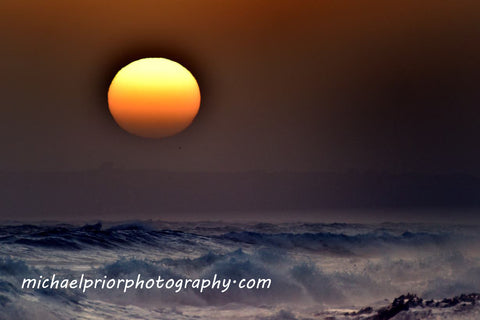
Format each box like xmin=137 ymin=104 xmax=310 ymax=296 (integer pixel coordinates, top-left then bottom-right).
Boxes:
xmin=1 ymin=221 xmax=480 ymax=319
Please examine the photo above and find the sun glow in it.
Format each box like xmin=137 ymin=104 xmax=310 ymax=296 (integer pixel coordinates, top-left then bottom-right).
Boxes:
xmin=108 ymin=58 xmax=201 ymax=138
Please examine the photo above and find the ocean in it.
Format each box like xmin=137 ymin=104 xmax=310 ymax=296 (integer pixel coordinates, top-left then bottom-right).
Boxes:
xmin=1 ymin=221 xmax=480 ymax=319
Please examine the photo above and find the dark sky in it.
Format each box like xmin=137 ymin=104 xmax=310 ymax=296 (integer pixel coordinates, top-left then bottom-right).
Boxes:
xmin=1 ymin=1 xmax=480 ymax=221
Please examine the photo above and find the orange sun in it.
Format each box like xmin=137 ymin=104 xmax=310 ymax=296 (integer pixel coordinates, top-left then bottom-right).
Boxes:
xmin=107 ymin=58 xmax=201 ymax=138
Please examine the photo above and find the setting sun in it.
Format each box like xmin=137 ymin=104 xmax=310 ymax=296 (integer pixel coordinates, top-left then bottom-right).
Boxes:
xmin=107 ymin=58 xmax=201 ymax=138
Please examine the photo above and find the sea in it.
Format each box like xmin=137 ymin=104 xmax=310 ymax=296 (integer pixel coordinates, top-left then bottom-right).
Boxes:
xmin=1 ymin=221 xmax=480 ymax=319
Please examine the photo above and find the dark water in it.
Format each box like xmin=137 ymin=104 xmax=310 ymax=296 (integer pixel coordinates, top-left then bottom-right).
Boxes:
xmin=1 ymin=221 xmax=480 ymax=319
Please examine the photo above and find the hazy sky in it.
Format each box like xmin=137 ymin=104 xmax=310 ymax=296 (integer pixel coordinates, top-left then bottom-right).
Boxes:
xmin=1 ymin=0 xmax=479 ymax=174
xmin=1 ymin=1 xmax=480 ymax=222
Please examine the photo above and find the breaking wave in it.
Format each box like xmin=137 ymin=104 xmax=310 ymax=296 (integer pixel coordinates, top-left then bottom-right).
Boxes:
xmin=0 ymin=221 xmax=479 ymax=319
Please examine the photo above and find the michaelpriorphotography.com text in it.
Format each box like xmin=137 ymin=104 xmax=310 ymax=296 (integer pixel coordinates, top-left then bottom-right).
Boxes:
xmin=21 ymin=274 xmax=272 ymax=293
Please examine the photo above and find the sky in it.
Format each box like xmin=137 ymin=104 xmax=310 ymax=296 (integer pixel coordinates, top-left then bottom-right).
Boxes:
xmin=1 ymin=0 xmax=479 ymax=221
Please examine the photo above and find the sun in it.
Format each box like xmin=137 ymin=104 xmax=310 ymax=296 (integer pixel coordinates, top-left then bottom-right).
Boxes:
xmin=107 ymin=58 xmax=201 ymax=138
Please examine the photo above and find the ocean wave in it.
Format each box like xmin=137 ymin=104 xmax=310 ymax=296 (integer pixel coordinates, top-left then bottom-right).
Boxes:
xmin=1 ymin=221 xmax=480 ymax=319
xmin=0 ymin=222 xmax=469 ymax=255
xmin=0 ymin=223 xmax=189 ymax=251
